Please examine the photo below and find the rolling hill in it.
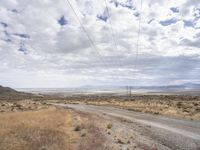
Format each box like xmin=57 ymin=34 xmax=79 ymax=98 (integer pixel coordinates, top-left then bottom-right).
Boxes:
xmin=0 ymin=85 xmax=36 ymax=100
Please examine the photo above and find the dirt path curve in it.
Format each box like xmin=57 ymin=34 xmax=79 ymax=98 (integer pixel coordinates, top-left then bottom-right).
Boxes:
xmin=56 ymin=104 xmax=200 ymax=150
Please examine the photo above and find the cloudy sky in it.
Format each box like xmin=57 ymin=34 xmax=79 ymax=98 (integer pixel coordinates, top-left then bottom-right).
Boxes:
xmin=0 ymin=0 xmax=200 ymax=88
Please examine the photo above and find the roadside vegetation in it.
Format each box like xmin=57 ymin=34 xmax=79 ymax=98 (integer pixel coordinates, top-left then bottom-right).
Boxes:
xmin=55 ymin=95 xmax=200 ymax=120
xmin=0 ymin=103 xmax=114 ymax=150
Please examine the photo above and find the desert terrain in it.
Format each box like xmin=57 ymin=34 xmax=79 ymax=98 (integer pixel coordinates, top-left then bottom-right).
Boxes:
xmin=0 ymin=85 xmax=200 ymax=150
xmin=50 ymin=94 xmax=200 ymax=120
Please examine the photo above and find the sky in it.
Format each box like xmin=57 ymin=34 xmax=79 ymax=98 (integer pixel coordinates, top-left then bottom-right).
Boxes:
xmin=0 ymin=0 xmax=200 ymax=88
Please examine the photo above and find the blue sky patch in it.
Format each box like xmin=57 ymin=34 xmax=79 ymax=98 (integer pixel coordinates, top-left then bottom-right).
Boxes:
xmin=97 ymin=14 xmax=108 ymax=22
xmin=58 ymin=15 xmax=68 ymax=26
xmin=18 ymin=43 xmax=27 ymax=54
xmin=110 ymin=0 xmax=135 ymax=10
xmin=170 ymin=7 xmax=179 ymax=13
xmin=194 ymin=8 xmax=200 ymax=18
xmin=183 ymin=20 xmax=195 ymax=28
xmin=18 ymin=47 xmax=27 ymax=54
xmin=159 ymin=18 xmax=177 ymax=26
xmin=134 ymin=12 xmax=140 ymax=17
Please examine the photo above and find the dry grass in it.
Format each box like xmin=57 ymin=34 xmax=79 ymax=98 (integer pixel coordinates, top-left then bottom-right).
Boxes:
xmin=0 ymin=104 xmax=113 ymax=150
xmin=0 ymin=107 xmax=79 ymax=150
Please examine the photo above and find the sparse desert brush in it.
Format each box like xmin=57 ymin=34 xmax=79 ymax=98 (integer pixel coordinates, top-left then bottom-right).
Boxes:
xmin=73 ymin=119 xmax=86 ymax=132
xmin=74 ymin=124 xmax=81 ymax=131
xmin=154 ymin=112 xmax=160 ymax=115
xmin=176 ymin=102 xmax=182 ymax=108
xmin=107 ymin=123 xmax=113 ymax=129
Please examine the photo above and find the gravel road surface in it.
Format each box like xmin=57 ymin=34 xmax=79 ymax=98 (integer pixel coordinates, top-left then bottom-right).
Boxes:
xmin=57 ymin=104 xmax=200 ymax=150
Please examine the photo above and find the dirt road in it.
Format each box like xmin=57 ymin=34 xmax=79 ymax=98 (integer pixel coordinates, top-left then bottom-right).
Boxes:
xmin=57 ymin=104 xmax=200 ymax=150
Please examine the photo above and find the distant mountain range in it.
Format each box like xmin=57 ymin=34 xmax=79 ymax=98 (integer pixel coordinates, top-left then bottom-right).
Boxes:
xmin=181 ymin=83 xmax=200 ymax=89
xmin=3 ymin=83 xmax=200 ymax=97
xmin=80 ymin=83 xmax=200 ymax=92
xmin=130 ymin=83 xmax=200 ymax=91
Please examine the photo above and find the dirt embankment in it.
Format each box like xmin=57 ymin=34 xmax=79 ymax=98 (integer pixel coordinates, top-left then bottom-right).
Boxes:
xmin=53 ymin=95 xmax=200 ymax=120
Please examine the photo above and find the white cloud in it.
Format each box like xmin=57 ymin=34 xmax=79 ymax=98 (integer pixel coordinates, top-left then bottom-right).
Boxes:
xmin=0 ymin=0 xmax=200 ymax=88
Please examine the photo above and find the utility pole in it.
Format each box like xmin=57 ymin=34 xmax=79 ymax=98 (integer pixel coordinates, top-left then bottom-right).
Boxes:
xmin=126 ymin=86 xmax=132 ymax=97
xmin=126 ymin=86 xmax=129 ymax=97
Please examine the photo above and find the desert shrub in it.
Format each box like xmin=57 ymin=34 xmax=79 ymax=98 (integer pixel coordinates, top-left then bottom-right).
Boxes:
xmin=176 ymin=102 xmax=182 ymax=108
xmin=74 ymin=125 xmax=81 ymax=131
xmin=107 ymin=123 xmax=112 ymax=129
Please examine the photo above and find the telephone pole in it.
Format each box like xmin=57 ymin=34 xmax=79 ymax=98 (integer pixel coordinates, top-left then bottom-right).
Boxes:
xmin=126 ymin=86 xmax=128 ymax=97
xmin=126 ymin=86 xmax=132 ymax=97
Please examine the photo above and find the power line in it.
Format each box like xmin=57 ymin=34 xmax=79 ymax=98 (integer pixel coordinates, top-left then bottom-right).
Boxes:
xmin=64 ymin=0 xmax=107 ymax=66
xmin=104 ymin=0 xmax=121 ymax=67
xmin=64 ymin=0 xmax=124 ymax=82
xmin=135 ymin=0 xmax=143 ymax=67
